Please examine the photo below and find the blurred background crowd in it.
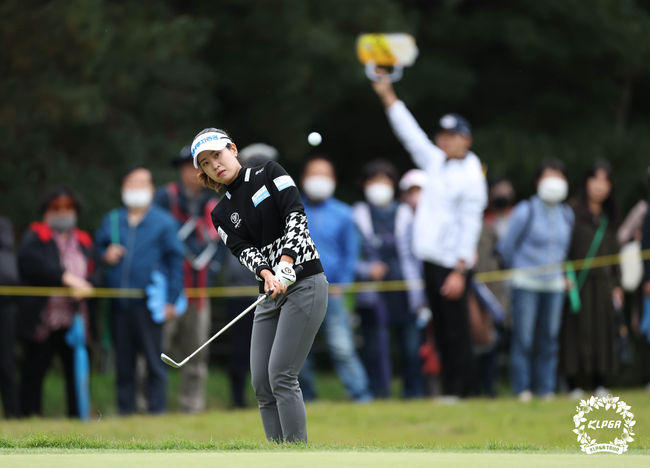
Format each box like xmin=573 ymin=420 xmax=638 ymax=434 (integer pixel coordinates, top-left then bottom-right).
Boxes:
xmin=1 ymin=136 xmax=649 ymax=418
xmin=2 ymin=0 xmax=650 ymax=418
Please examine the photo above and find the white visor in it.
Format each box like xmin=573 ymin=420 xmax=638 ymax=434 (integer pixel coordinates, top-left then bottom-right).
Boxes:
xmin=191 ymin=132 xmax=233 ymax=168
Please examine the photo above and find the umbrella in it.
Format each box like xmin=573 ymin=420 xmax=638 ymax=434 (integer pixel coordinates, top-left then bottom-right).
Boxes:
xmin=64 ymin=310 xmax=90 ymax=420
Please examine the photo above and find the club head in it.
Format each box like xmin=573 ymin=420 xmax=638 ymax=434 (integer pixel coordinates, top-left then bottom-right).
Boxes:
xmin=160 ymin=353 xmax=182 ymax=368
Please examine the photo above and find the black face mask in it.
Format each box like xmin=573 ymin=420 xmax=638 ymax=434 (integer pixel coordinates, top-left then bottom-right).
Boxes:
xmin=492 ymin=196 xmax=512 ymax=209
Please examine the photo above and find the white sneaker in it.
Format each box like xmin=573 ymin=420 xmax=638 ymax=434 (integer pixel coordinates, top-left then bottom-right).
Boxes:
xmin=594 ymin=386 xmax=609 ymax=398
xmin=569 ymin=388 xmax=585 ymax=400
xmin=517 ymin=390 xmax=533 ymax=402
xmin=645 ymin=383 xmax=650 ymax=393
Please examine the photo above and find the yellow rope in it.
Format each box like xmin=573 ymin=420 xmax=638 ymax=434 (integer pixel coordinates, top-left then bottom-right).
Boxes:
xmin=0 ymin=249 xmax=647 ymax=298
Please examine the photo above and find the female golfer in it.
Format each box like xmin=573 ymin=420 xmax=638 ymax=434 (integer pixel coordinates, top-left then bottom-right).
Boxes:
xmin=191 ymin=128 xmax=327 ymax=443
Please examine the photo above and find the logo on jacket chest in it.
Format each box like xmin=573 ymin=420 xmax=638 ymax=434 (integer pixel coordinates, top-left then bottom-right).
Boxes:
xmin=230 ymin=212 xmax=241 ymax=228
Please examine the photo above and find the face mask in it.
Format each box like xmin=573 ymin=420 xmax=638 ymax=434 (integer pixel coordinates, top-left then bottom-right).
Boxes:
xmin=303 ymin=176 xmax=335 ymax=202
xmin=365 ymin=183 xmax=394 ymax=207
xmin=47 ymin=214 xmax=77 ymax=232
xmin=122 ymin=189 xmax=153 ymax=209
xmin=537 ymin=177 xmax=568 ymax=205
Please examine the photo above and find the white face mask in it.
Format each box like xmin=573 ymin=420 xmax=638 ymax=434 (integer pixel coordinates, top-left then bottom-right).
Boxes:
xmin=537 ymin=177 xmax=568 ymax=205
xmin=365 ymin=183 xmax=394 ymax=207
xmin=122 ymin=189 xmax=153 ymax=209
xmin=303 ymin=176 xmax=335 ymax=202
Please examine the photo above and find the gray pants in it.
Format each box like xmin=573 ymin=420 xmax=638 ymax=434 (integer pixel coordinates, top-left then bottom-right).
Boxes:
xmin=250 ymin=273 xmax=328 ymax=443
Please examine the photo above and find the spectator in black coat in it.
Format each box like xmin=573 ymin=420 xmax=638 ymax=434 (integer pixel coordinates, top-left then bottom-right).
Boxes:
xmin=17 ymin=187 xmax=95 ymax=417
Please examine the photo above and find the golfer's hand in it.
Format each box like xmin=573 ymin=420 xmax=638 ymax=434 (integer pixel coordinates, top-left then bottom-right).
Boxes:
xmin=440 ymin=270 xmax=466 ymax=300
xmin=371 ymin=68 xmax=398 ymax=108
xmin=261 ymin=269 xmax=283 ymax=299
xmin=274 ymin=261 xmax=296 ymax=292
xmin=104 ymin=244 xmax=126 ymax=266
xmin=644 ymin=281 xmax=650 ymax=297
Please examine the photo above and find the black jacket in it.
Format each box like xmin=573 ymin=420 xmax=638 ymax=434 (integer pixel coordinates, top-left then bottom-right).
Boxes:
xmin=641 ymin=200 xmax=650 ymax=282
xmin=0 ymin=216 xmax=18 ymax=287
xmin=211 ymin=161 xmax=323 ymax=290
xmin=17 ymin=222 xmax=97 ymax=341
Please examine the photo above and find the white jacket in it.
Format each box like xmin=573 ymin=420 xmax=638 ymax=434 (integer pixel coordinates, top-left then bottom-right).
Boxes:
xmin=386 ymin=100 xmax=487 ymax=269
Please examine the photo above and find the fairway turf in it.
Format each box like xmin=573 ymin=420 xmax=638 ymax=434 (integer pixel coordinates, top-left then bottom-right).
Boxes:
xmin=1 ymin=391 xmax=648 ymax=450
xmin=0 ymin=451 xmax=648 ymax=468
xmin=1 ymin=390 xmax=648 ymax=467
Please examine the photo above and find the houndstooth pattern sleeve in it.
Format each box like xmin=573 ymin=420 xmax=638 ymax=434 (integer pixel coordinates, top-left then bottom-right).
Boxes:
xmin=280 ymin=211 xmax=320 ymax=264
xmin=238 ymin=247 xmax=271 ymax=280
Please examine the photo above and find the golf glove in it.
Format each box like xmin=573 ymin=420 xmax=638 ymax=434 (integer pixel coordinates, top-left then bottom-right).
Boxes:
xmin=274 ymin=261 xmax=297 ymax=289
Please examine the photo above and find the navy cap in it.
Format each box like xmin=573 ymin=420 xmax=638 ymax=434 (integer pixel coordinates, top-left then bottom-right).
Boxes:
xmin=171 ymin=144 xmax=192 ymax=166
xmin=436 ymin=113 xmax=471 ymax=137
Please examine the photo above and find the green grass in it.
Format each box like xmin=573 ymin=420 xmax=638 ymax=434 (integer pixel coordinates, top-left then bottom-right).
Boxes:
xmin=2 ymin=368 xmax=648 ymax=468
xmin=0 ymin=452 xmax=648 ymax=468
xmin=1 ymin=390 xmax=648 ymax=452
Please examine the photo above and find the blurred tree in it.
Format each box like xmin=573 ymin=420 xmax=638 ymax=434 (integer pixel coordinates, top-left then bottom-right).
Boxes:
xmin=2 ymin=0 xmax=650 ymax=235
xmin=0 ymin=0 xmax=214 ymax=232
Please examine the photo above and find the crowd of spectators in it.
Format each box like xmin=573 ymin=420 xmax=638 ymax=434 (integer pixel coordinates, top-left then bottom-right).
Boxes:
xmin=1 ymin=92 xmax=650 ymax=418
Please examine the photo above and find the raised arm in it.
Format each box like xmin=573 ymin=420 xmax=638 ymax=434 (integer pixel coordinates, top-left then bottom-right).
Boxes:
xmin=371 ymin=70 xmax=444 ymax=170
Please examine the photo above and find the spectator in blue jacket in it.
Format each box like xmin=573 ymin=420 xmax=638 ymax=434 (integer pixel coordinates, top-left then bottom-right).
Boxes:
xmin=298 ymin=156 xmax=372 ymax=403
xmin=496 ymin=159 xmax=574 ymax=402
xmin=95 ymin=167 xmax=184 ymax=415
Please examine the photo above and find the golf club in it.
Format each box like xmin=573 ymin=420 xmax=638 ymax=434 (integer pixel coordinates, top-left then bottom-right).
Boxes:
xmin=161 ymin=265 xmax=302 ymax=368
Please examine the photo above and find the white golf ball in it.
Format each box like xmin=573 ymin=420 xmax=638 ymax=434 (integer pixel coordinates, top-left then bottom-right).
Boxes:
xmin=307 ymin=132 xmax=322 ymax=146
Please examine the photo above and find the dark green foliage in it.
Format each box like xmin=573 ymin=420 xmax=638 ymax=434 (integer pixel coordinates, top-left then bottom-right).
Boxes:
xmin=2 ymin=0 xmax=650 ymax=233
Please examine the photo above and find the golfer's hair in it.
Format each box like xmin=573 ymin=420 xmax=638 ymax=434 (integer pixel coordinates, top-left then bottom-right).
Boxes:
xmin=195 ymin=127 xmax=234 ymax=193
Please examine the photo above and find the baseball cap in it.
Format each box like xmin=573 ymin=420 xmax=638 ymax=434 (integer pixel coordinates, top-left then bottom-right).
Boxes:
xmin=191 ymin=130 xmax=233 ymax=168
xmin=239 ymin=143 xmax=279 ymax=166
xmin=436 ymin=113 xmax=471 ymax=137
xmin=399 ymin=169 xmax=428 ymax=192
xmin=170 ymin=144 xmax=192 ymax=166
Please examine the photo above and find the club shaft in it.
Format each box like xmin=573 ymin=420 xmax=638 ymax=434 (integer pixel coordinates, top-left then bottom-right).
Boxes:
xmin=177 ymin=293 xmax=268 ymax=366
